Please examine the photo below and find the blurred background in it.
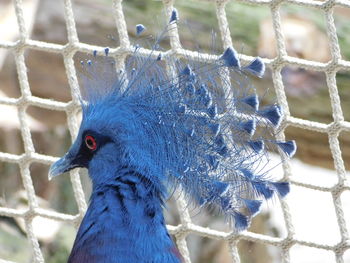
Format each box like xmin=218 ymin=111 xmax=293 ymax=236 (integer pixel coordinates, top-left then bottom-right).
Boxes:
xmin=0 ymin=0 xmax=349 ymax=262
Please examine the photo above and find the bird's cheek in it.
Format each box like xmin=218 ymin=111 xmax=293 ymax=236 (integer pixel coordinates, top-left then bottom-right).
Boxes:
xmin=72 ymin=153 xmax=91 ymax=169
xmin=87 ymin=155 xmax=116 ymax=182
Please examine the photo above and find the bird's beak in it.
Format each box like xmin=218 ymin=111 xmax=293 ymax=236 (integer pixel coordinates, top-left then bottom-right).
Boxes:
xmin=48 ymin=154 xmax=75 ymax=181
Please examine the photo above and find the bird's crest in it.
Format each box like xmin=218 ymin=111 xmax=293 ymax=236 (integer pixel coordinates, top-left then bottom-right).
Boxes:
xmin=77 ymin=11 xmax=296 ymax=230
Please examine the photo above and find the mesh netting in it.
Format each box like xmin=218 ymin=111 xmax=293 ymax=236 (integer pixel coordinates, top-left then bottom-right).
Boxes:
xmin=0 ymin=0 xmax=349 ymax=262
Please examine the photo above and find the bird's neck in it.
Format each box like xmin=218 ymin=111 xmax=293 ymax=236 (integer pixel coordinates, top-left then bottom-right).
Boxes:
xmin=68 ymin=167 xmax=180 ymax=263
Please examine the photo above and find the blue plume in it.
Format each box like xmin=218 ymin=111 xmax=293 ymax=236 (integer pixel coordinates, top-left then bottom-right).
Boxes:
xmin=169 ymin=8 xmax=179 ymax=23
xmin=242 ymin=199 xmax=262 ymax=216
xmin=241 ymin=94 xmax=259 ymax=110
xmin=136 ymin=24 xmax=146 ymax=35
xmin=240 ymin=119 xmax=256 ymax=136
xmin=275 ymin=140 xmax=297 ymax=157
xmin=104 ymin=47 xmax=109 ymax=56
xmin=233 ymin=212 xmax=249 ymax=230
xmin=248 ymin=140 xmax=264 ymax=153
xmin=251 ymin=181 xmax=274 ymax=199
xmin=258 ymin=105 xmax=282 ymax=126
xmin=243 ymin=57 xmax=265 ymax=78
xmin=220 ymin=47 xmax=240 ymax=68
xmin=271 ymin=182 xmax=290 ymax=197
xmin=78 ymin=38 xmax=295 ymax=231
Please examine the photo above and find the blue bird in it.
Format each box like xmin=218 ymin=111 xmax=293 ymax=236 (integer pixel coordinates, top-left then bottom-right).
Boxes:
xmin=49 ymin=16 xmax=296 ymax=263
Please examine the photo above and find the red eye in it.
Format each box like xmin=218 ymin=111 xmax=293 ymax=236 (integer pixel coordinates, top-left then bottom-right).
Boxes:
xmin=85 ymin=135 xmax=97 ymax=151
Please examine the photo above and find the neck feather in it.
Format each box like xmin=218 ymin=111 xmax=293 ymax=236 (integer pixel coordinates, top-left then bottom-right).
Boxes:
xmin=68 ymin=167 xmax=180 ymax=263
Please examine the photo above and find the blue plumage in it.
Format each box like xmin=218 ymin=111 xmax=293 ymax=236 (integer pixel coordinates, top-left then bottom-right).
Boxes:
xmin=243 ymin=199 xmax=262 ymax=216
xmin=239 ymin=119 xmax=256 ymax=136
xmin=136 ymin=24 xmax=146 ymax=35
xmin=271 ymin=182 xmax=290 ymax=197
xmin=221 ymin=47 xmax=241 ymax=68
xmin=243 ymin=57 xmax=265 ymax=78
xmin=104 ymin=47 xmax=110 ymax=56
xmin=241 ymin=94 xmax=259 ymax=110
xmin=276 ymin=141 xmax=297 ymax=157
xmin=68 ymin=169 xmax=179 ymax=263
xmin=48 ymin=13 xmax=296 ymax=262
xmin=248 ymin=140 xmax=264 ymax=153
xmin=169 ymin=8 xmax=179 ymax=23
xmin=258 ymin=105 xmax=283 ymax=126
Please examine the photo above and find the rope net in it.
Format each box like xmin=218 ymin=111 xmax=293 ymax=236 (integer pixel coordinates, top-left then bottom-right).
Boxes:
xmin=0 ymin=0 xmax=349 ymax=262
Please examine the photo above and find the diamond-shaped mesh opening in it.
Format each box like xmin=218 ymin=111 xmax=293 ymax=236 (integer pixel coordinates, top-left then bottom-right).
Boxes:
xmin=29 ymin=162 xmax=52 ymax=200
xmin=26 ymin=49 xmax=71 ymax=103
xmin=123 ymin=0 xmax=164 ymax=41
xmin=176 ymin=0 xmax=220 ymax=53
xmin=251 ymin=67 xmax=278 ymax=106
xmin=28 ymin=106 xmax=68 ymax=156
xmin=0 ymin=52 xmax=20 ymax=99
xmin=280 ymin=3 xmax=331 ymax=63
xmin=73 ymin=0 xmax=120 ymax=47
xmin=32 ymin=0 xmax=68 ymax=45
xmin=0 ymin=162 xmax=22 ymax=209
xmin=226 ymin=2 xmax=271 ymax=58
xmin=50 ymin=173 xmax=81 ymax=215
xmin=285 ymin=126 xmax=336 ymax=172
xmin=283 ymin=69 xmax=332 ymax=123
xmin=0 ymin=108 xmax=25 ymax=155
xmin=252 ymin=199 xmax=288 ymax=238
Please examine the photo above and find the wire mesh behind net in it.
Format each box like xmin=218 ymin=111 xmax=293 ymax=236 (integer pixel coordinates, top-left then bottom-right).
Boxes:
xmin=0 ymin=0 xmax=349 ymax=262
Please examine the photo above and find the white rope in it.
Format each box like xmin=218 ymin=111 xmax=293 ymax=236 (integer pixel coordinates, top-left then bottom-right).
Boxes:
xmin=0 ymin=0 xmax=349 ymax=262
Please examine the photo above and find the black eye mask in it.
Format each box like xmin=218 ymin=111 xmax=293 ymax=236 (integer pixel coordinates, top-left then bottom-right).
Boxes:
xmin=71 ymin=130 xmax=112 ymax=168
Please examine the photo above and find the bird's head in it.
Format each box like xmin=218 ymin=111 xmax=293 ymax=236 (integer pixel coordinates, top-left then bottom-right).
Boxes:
xmin=48 ymin=99 xmax=123 ymax=185
xmin=48 ymin=56 xmax=169 ymax=187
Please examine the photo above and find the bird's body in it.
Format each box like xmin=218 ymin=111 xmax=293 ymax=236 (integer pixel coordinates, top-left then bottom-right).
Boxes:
xmin=68 ymin=166 xmax=180 ymax=263
xmin=49 ymin=11 xmax=296 ymax=261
